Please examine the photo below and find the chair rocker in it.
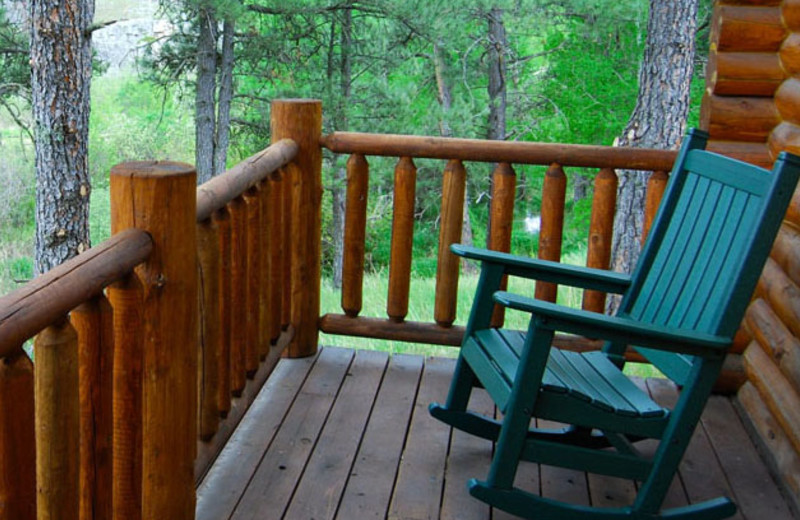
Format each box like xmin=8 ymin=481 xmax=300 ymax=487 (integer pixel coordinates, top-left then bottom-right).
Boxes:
xmin=429 ymin=129 xmax=800 ymax=520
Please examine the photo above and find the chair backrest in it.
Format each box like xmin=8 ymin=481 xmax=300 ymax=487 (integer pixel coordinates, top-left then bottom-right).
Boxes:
xmin=616 ymin=129 xmax=800 ymax=383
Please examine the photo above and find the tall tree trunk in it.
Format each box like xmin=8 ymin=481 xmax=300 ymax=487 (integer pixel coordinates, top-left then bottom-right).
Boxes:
xmin=433 ymin=40 xmax=475 ymax=263
xmin=195 ymin=7 xmax=217 ymax=184
xmin=31 ymin=0 xmax=94 ymax=275
xmin=331 ymin=6 xmax=352 ymax=289
xmin=487 ymin=6 xmax=506 ymax=142
xmin=607 ymin=0 xmax=697 ymax=314
xmin=214 ymin=16 xmax=235 ymax=176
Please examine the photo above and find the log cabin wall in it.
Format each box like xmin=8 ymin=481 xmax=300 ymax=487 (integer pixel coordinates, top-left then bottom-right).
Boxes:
xmin=701 ymin=0 xmax=800 ymax=513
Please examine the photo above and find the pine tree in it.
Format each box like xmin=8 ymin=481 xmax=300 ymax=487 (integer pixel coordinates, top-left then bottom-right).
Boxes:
xmin=607 ymin=0 xmax=698 ymax=313
xmin=31 ymin=0 xmax=95 ymax=275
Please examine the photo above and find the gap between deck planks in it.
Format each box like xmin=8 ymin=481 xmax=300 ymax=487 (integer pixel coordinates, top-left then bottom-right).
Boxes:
xmin=196 ymin=347 xmax=796 ymax=520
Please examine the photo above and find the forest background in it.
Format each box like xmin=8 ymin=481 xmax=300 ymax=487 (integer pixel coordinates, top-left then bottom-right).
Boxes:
xmin=0 ymin=0 xmax=710 ymax=353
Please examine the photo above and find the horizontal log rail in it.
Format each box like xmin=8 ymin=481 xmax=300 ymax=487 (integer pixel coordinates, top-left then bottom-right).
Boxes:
xmin=0 ymin=228 xmax=153 ymax=355
xmin=319 ymin=131 xmax=673 ymax=342
xmin=196 ymin=138 xmax=298 ymax=222
xmin=320 ymin=131 xmax=678 ymax=170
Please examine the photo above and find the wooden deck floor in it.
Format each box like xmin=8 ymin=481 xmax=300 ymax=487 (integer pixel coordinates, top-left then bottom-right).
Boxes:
xmin=196 ymin=347 xmax=796 ymax=520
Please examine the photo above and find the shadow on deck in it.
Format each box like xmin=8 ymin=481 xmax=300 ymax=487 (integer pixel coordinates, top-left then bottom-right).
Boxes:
xmin=196 ymin=347 xmax=796 ymax=520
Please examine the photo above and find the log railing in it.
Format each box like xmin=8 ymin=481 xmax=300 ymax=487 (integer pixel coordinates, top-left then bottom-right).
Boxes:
xmin=318 ymin=131 xmax=677 ymax=348
xmin=0 ymin=99 xmax=320 ymax=520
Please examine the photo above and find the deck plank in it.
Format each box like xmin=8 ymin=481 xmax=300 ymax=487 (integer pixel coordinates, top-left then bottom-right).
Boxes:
xmin=439 ymin=389 xmax=494 ymax=520
xmin=388 ymin=356 xmax=456 ymax=520
xmin=639 ymin=378 xmax=689 ymax=510
xmin=196 ymin=350 xmax=797 ymax=520
xmin=336 ymin=354 xmax=424 ymax=519
xmin=701 ymin=396 xmax=794 ymax=520
xmin=283 ymin=350 xmax=389 ymax=520
xmin=196 ymin=354 xmax=316 ymax=520
xmin=230 ymin=347 xmax=354 ymax=520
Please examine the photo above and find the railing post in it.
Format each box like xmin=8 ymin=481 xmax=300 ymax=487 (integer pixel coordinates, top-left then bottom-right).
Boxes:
xmin=35 ymin=318 xmax=80 ymax=520
xmin=110 ymin=161 xmax=198 ymax=520
xmin=271 ymin=99 xmax=323 ymax=357
xmin=0 ymin=351 xmax=36 ymax=520
xmin=535 ymin=163 xmax=567 ymax=302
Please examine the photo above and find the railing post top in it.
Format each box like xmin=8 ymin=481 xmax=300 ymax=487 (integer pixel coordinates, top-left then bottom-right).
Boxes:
xmin=271 ymin=98 xmax=322 ymax=107
xmin=110 ymin=161 xmax=195 ymax=179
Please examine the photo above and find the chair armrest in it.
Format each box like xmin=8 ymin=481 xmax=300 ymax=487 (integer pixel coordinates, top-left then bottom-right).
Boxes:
xmin=451 ymin=244 xmax=631 ymax=294
xmin=494 ymin=291 xmax=731 ymax=358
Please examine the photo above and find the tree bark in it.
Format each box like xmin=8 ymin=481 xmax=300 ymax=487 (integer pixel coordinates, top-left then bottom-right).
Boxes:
xmin=214 ymin=16 xmax=235 ymax=176
xmin=331 ymin=5 xmax=352 ymax=289
xmin=607 ymin=0 xmax=698 ymax=314
xmin=31 ymin=0 xmax=95 ymax=275
xmin=487 ymin=6 xmax=506 ymax=142
xmin=196 ymin=6 xmax=217 ymax=184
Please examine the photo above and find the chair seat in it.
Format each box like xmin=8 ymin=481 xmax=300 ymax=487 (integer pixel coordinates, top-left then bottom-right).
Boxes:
xmin=465 ymin=329 xmax=667 ymax=420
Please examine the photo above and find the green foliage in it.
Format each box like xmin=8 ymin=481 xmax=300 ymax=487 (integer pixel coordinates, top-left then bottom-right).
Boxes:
xmin=89 ymin=75 xmax=195 ymax=184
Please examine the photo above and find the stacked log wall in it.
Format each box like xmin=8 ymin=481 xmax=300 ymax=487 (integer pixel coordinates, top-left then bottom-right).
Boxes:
xmin=703 ymin=1 xmax=800 ymax=514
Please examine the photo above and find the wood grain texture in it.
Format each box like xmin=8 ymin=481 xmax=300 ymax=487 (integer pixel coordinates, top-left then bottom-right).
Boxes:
xmin=769 ymin=121 xmax=800 ymax=158
xmin=711 ymin=5 xmax=785 ymax=53
xmin=745 ymin=298 xmax=800 ymax=392
xmin=387 ymin=157 xmax=417 ymax=322
xmin=341 ymin=154 xmax=369 ymax=317
xmin=336 ymin=354 xmax=423 ymax=519
xmin=197 ymin=218 xmax=221 ymax=441
xmin=702 ymin=94 xmax=779 ymax=142
xmin=488 ymin=163 xmax=516 ymax=327
xmin=107 ymin=275 xmax=143 ymax=520
xmin=214 ymin=209 xmax=232 ymax=417
xmin=708 ymin=51 xmax=784 ymax=96
xmin=535 ymin=163 xmax=566 ymax=302
xmin=227 ymin=197 xmax=247 ymax=395
xmin=271 ymin=99 xmax=323 ymax=358
xmin=195 ymin=140 xmax=297 ymax=222
xmin=72 ymin=296 xmax=114 ymax=520
xmin=435 ymin=160 xmax=466 ymax=327
xmin=0 ymin=351 xmax=35 ymax=520
xmin=583 ymin=168 xmax=617 ymax=313
xmin=321 ymin=132 xmax=678 ymax=171
xmin=110 ymin=161 xmax=198 ymax=520
xmin=35 ymin=320 xmax=80 ymax=520
xmin=736 ymin=382 xmax=800 ymax=514
xmin=0 ymin=229 xmax=151 ymax=355
xmin=242 ymin=188 xmax=262 ymax=373
xmin=744 ymin=343 xmax=800 ymax=456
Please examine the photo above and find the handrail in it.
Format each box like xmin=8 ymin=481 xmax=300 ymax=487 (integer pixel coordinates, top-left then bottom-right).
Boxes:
xmin=0 ymin=228 xmax=153 ymax=355
xmin=321 ymin=131 xmax=678 ymax=170
xmin=196 ymin=138 xmax=298 ymax=222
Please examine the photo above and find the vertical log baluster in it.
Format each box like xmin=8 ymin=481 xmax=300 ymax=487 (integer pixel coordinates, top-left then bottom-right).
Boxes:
xmin=435 ymin=159 xmax=467 ymax=327
xmin=0 ymin=350 xmax=35 ymax=520
xmin=535 ymin=163 xmax=567 ymax=302
xmin=342 ymin=153 xmax=369 ymax=317
xmin=280 ymin=166 xmax=292 ymax=331
xmin=243 ymin=187 xmax=262 ymax=374
xmin=488 ymin=162 xmax=516 ymax=327
xmin=110 ymin=161 xmax=197 ymax=520
xmin=214 ymin=209 xmax=232 ymax=418
xmin=643 ymin=170 xmax=668 ymax=245
xmin=271 ymin=99 xmax=323 ymax=357
xmin=583 ymin=168 xmax=618 ymax=313
xmin=387 ymin=157 xmax=417 ymax=322
xmin=35 ymin=318 xmax=80 ymax=520
xmin=258 ymin=180 xmax=273 ymax=354
xmin=197 ymin=217 xmax=221 ymax=440
xmin=72 ymin=295 xmax=114 ymax=520
xmin=108 ymin=275 xmax=143 ymax=520
xmin=227 ymin=196 xmax=247 ymax=396
xmin=269 ymin=171 xmax=286 ymax=340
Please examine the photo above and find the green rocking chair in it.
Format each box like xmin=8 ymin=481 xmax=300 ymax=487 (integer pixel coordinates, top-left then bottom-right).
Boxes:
xmin=430 ymin=129 xmax=800 ymax=519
